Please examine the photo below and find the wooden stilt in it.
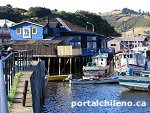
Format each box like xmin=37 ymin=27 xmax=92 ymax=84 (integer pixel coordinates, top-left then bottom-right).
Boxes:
xmin=74 ymin=57 xmax=76 ymax=74
xmin=59 ymin=57 xmax=61 ymax=75
xmin=86 ymin=56 xmax=88 ymax=65
xmin=53 ymin=58 xmax=55 ymax=75
xmin=48 ymin=58 xmax=50 ymax=75
xmin=70 ymin=57 xmax=72 ymax=74
xmin=64 ymin=57 xmax=66 ymax=74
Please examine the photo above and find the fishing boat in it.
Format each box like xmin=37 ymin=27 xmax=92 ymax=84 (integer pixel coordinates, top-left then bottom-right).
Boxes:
xmin=118 ymin=59 xmax=150 ymax=91
xmin=119 ymin=70 xmax=150 ymax=91
xmin=47 ymin=75 xmax=69 ymax=82
xmin=114 ymin=47 xmax=147 ymax=73
xmin=83 ymin=53 xmax=110 ymax=77
xmin=117 ymin=47 xmax=150 ymax=91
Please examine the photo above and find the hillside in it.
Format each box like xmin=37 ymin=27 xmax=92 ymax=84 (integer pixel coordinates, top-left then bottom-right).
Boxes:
xmin=0 ymin=4 xmax=120 ymax=37
xmin=100 ymin=9 xmax=150 ymax=36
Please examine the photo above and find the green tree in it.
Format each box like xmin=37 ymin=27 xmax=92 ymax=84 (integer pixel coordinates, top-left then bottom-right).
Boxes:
xmin=28 ymin=7 xmax=52 ymax=18
xmin=0 ymin=4 xmax=23 ymax=22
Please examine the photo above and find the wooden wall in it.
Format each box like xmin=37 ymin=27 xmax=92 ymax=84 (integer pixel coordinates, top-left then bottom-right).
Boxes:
xmin=12 ymin=44 xmax=58 ymax=55
xmin=57 ymin=46 xmax=81 ymax=56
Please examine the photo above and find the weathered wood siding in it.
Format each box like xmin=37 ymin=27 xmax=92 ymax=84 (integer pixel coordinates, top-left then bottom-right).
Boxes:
xmin=57 ymin=46 xmax=81 ymax=56
xmin=12 ymin=44 xmax=58 ymax=55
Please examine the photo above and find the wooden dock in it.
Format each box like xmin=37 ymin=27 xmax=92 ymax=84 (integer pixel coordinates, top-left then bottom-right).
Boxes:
xmin=10 ymin=71 xmax=33 ymax=113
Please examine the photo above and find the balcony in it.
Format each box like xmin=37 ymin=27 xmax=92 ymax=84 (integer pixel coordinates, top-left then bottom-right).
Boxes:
xmin=82 ymin=48 xmax=99 ymax=56
xmin=57 ymin=46 xmax=81 ymax=56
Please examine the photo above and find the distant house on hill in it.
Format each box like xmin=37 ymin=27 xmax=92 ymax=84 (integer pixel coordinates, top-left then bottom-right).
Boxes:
xmin=0 ymin=19 xmax=15 ymax=44
xmin=0 ymin=19 xmax=14 ymax=27
xmin=106 ymin=36 xmax=148 ymax=53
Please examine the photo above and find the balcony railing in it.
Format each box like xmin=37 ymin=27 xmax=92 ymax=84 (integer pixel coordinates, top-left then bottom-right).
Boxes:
xmin=82 ymin=48 xmax=99 ymax=56
xmin=1 ymin=50 xmax=33 ymax=94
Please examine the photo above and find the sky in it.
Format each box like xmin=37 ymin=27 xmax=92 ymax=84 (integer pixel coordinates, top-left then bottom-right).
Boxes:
xmin=1 ymin=0 xmax=150 ymax=13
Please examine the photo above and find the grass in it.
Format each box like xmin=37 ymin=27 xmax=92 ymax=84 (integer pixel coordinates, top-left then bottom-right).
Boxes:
xmin=7 ymin=72 xmax=22 ymax=111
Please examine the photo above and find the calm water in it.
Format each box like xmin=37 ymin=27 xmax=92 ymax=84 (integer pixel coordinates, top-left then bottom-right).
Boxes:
xmin=41 ymin=82 xmax=150 ymax=113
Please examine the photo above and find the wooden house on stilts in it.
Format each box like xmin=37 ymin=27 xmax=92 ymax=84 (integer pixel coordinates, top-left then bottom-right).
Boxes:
xmin=9 ymin=18 xmax=105 ymax=76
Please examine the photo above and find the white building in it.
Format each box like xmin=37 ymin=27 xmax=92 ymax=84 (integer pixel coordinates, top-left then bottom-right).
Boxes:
xmin=0 ymin=19 xmax=15 ymax=44
xmin=107 ymin=36 xmax=147 ymax=53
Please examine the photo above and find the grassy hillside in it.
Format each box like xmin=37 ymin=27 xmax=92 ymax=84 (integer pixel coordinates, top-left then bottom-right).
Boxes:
xmin=100 ymin=10 xmax=150 ymax=36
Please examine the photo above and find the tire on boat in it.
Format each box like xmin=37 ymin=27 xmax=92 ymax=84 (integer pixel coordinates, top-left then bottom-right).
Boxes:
xmin=148 ymin=85 xmax=150 ymax=90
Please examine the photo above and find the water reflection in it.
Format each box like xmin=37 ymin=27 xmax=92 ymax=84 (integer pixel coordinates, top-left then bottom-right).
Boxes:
xmin=41 ymin=83 xmax=150 ymax=113
xmin=118 ymin=90 xmax=150 ymax=113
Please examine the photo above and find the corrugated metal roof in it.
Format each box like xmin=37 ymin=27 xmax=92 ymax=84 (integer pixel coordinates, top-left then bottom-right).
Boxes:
xmin=8 ymin=39 xmax=62 ymax=45
xmin=118 ymin=36 xmax=146 ymax=41
xmin=56 ymin=18 xmax=72 ymax=31
xmin=41 ymin=18 xmax=91 ymax=32
xmin=56 ymin=18 xmax=91 ymax=32
xmin=107 ymin=36 xmax=147 ymax=43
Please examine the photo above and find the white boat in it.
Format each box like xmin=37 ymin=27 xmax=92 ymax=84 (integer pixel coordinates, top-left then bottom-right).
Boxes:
xmin=69 ymin=79 xmax=96 ymax=84
xmin=69 ymin=76 xmax=118 ymax=84
xmin=95 ymin=76 xmax=119 ymax=84
xmin=114 ymin=48 xmax=147 ymax=73
xmin=83 ymin=53 xmax=110 ymax=77
xmin=119 ymin=67 xmax=150 ymax=91
xmin=128 ymin=64 xmax=145 ymax=74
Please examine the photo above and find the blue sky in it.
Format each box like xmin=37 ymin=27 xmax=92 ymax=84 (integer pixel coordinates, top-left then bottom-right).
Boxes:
xmin=1 ymin=0 xmax=150 ymax=13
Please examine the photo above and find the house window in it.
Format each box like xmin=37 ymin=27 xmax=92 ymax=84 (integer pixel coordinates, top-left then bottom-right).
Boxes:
xmin=32 ymin=27 xmax=37 ymax=34
xmin=124 ymin=55 xmax=126 ymax=58
xmin=87 ymin=36 xmax=96 ymax=41
xmin=130 ymin=54 xmax=133 ymax=58
xmin=111 ymin=44 xmax=116 ymax=46
xmin=44 ymin=28 xmax=48 ymax=34
xmin=23 ymin=27 xmax=31 ymax=38
xmin=87 ymin=42 xmax=96 ymax=48
xmin=16 ymin=28 xmax=21 ymax=34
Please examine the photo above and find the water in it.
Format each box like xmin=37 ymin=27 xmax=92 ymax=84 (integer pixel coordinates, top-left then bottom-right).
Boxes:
xmin=41 ymin=82 xmax=150 ymax=113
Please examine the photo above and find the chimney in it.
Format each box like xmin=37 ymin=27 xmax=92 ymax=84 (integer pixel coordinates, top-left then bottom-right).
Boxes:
xmin=47 ymin=16 xmax=50 ymax=24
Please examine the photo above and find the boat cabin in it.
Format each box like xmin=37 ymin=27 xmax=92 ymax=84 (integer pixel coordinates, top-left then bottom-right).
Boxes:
xmin=114 ymin=50 xmax=147 ymax=68
xmin=140 ymin=71 xmax=150 ymax=77
xmin=91 ymin=53 xmax=108 ymax=67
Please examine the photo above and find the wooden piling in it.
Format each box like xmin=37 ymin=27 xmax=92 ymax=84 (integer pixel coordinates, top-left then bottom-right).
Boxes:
xmin=59 ymin=57 xmax=61 ymax=75
xmin=69 ymin=57 xmax=72 ymax=74
xmin=48 ymin=58 xmax=50 ymax=75
xmin=22 ymin=80 xmax=28 ymax=106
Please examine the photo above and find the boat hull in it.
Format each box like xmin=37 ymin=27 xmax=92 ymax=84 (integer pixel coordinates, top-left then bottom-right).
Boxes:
xmin=95 ymin=77 xmax=119 ymax=84
xmin=115 ymin=64 xmax=145 ymax=74
xmin=48 ymin=75 xmax=69 ymax=82
xmin=83 ymin=65 xmax=110 ymax=77
xmin=70 ymin=76 xmax=118 ymax=84
xmin=119 ymin=75 xmax=150 ymax=91
xmin=69 ymin=79 xmax=96 ymax=84
xmin=128 ymin=64 xmax=145 ymax=73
